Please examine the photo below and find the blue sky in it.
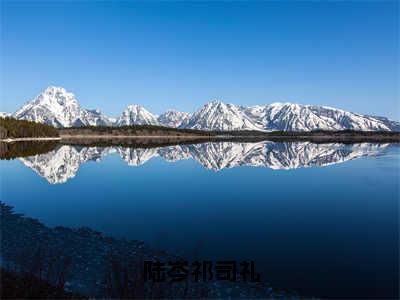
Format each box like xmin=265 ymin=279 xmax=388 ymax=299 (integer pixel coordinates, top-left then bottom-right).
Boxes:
xmin=1 ymin=1 xmax=399 ymax=119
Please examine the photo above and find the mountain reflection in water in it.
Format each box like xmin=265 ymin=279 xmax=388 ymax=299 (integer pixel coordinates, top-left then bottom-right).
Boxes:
xmin=16 ymin=141 xmax=389 ymax=184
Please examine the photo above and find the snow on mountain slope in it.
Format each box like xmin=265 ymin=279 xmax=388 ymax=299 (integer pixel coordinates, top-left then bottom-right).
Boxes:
xmin=157 ymin=109 xmax=190 ymax=127
xmin=80 ymin=109 xmax=114 ymax=127
xmin=12 ymin=87 xmax=399 ymax=131
xmin=206 ymin=102 xmax=399 ymax=132
xmin=183 ymin=101 xmax=399 ymax=132
xmin=184 ymin=101 xmax=264 ymax=131
xmin=13 ymin=86 xmax=113 ymax=127
xmin=115 ymin=105 xmax=159 ymax=126
xmin=255 ymin=103 xmax=396 ymax=131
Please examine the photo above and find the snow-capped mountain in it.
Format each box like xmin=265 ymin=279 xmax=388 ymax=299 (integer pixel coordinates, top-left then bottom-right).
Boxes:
xmin=13 ymin=86 xmax=113 ymax=127
xmin=115 ymin=105 xmax=159 ymax=126
xmin=185 ymin=101 xmax=263 ymax=131
xmin=11 ymin=86 xmax=400 ymax=131
xmin=19 ymin=142 xmax=391 ymax=184
xmin=184 ymin=101 xmax=400 ymax=132
xmin=157 ymin=109 xmax=190 ymax=127
xmin=244 ymin=103 xmax=398 ymax=132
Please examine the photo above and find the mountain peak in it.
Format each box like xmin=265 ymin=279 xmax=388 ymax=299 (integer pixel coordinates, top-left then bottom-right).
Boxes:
xmin=13 ymin=87 xmax=113 ymax=127
xmin=10 ymin=90 xmax=400 ymax=131
xmin=206 ymin=100 xmax=225 ymax=106
xmin=44 ymin=86 xmax=68 ymax=93
xmin=164 ymin=108 xmax=179 ymax=113
xmin=116 ymin=104 xmax=158 ymax=126
xmin=20 ymin=86 xmax=80 ymax=112
xmin=126 ymin=104 xmax=143 ymax=110
xmin=158 ymin=109 xmax=190 ymax=128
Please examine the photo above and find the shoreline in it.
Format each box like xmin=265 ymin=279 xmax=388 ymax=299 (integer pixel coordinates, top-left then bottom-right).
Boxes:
xmin=55 ymin=133 xmax=400 ymax=143
xmin=1 ymin=132 xmax=399 ymax=143
xmin=59 ymin=134 xmax=222 ymax=139
xmin=1 ymin=203 xmax=299 ymax=299
xmin=0 ymin=137 xmax=61 ymax=143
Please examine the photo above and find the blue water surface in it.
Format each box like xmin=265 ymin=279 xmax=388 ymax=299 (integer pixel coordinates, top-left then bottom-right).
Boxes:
xmin=1 ymin=143 xmax=399 ymax=298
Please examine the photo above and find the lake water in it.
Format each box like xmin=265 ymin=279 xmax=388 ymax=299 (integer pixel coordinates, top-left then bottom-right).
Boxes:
xmin=1 ymin=141 xmax=399 ymax=298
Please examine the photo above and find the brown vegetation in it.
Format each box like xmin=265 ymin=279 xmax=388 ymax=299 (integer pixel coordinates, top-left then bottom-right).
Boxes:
xmin=0 ymin=117 xmax=59 ymax=139
xmin=59 ymin=125 xmax=218 ymax=137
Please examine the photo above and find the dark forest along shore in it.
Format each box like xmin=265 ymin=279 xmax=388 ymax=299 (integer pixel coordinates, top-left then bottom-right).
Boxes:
xmin=1 ymin=117 xmax=400 ymax=143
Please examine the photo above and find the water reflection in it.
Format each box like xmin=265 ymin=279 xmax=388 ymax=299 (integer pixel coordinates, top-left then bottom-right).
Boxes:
xmin=17 ymin=142 xmax=389 ymax=184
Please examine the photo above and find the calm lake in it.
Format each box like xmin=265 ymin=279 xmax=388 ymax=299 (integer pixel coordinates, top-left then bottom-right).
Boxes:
xmin=1 ymin=141 xmax=399 ymax=298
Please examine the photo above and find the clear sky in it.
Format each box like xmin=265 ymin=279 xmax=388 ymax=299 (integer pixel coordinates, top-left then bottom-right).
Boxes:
xmin=1 ymin=1 xmax=399 ymax=119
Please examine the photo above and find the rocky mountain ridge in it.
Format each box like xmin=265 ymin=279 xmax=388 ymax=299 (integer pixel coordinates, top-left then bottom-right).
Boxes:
xmin=7 ymin=86 xmax=400 ymax=132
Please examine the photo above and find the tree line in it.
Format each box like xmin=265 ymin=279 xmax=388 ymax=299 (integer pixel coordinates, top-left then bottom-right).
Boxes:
xmin=0 ymin=117 xmax=59 ymax=138
xmin=59 ymin=125 xmax=220 ymax=136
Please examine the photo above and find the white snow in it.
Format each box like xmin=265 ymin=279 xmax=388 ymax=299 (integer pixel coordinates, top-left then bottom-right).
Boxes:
xmin=11 ymin=86 xmax=400 ymax=131
xmin=116 ymin=104 xmax=159 ymax=126
xmin=158 ymin=109 xmax=190 ymax=127
xmin=13 ymin=86 xmax=113 ymax=127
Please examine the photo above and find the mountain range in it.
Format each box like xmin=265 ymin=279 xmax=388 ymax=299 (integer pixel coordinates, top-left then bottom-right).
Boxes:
xmin=5 ymin=86 xmax=400 ymax=131
xmin=20 ymin=142 xmax=390 ymax=184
